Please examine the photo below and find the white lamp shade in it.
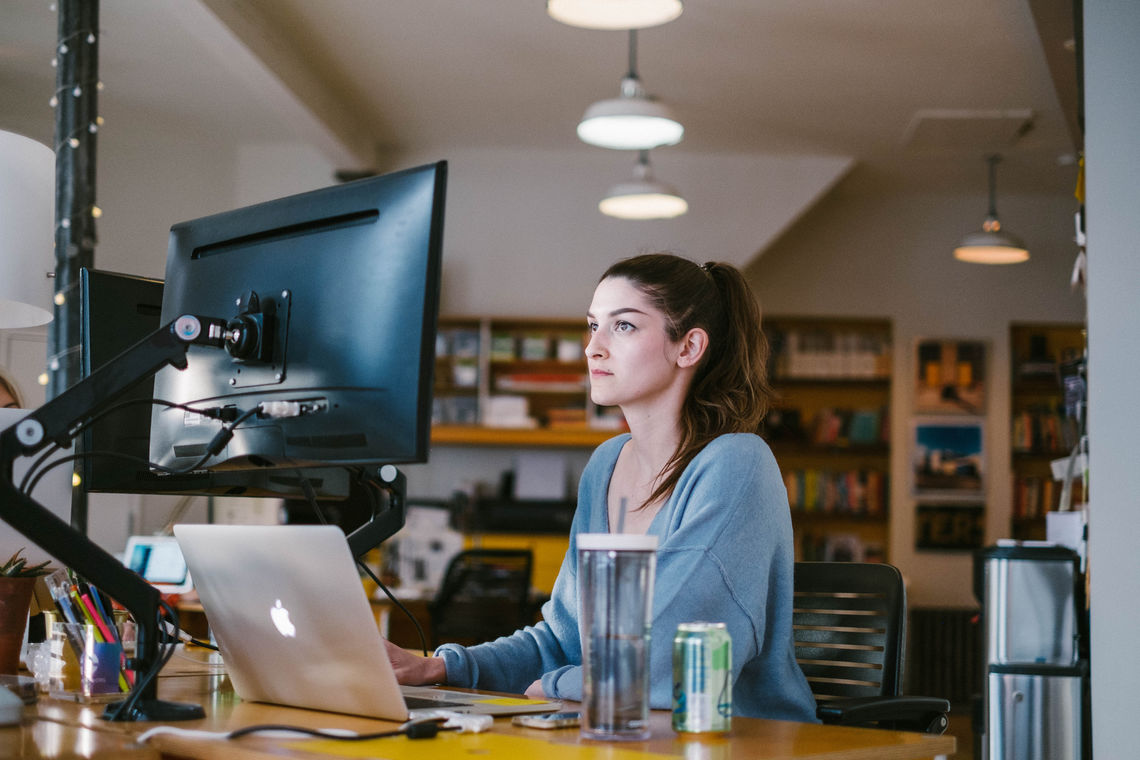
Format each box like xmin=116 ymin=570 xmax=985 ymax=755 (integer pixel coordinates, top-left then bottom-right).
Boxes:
xmin=578 ymin=96 xmax=684 ymax=150
xmin=599 ymin=178 xmax=688 ymax=220
xmin=0 ymin=131 xmax=55 ymax=328
xmin=953 ymin=228 xmax=1029 ymax=265
xmin=548 ymin=0 xmax=682 ymax=30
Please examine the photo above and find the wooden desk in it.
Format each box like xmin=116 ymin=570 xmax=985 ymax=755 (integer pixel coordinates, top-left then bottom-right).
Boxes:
xmin=2 ymin=647 xmax=955 ymax=759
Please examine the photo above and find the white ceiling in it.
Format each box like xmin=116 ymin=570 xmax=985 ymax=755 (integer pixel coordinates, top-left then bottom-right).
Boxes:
xmin=1 ymin=0 xmax=1080 ymax=212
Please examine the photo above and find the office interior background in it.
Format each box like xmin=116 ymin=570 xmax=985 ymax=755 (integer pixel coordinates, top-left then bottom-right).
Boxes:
xmin=1 ymin=1 xmax=1135 ymax=754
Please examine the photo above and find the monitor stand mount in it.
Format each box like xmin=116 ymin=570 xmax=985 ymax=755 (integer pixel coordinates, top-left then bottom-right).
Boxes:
xmin=0 ymin=312 xmax=409 ymax=720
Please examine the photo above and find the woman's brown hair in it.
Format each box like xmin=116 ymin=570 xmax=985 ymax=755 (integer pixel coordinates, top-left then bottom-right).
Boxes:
xmin=599 ymin=253 xmax=773 ymax=508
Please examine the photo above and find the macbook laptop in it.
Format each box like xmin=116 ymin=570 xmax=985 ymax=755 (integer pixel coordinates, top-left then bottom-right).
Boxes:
xmin=172 ymin=523 xmax=559 ymax=721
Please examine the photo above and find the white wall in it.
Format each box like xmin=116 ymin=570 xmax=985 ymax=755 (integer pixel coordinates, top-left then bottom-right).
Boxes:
xmin=747 ymin=169 xmax=1084 ymax=607
xmin=397 ymin=146 xmax=851 ymax=317
xmin=1084 ymin=2 xmax=1140 ymax=754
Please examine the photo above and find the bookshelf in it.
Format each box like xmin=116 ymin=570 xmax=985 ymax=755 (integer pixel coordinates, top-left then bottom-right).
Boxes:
xmin=431 ymin=314 xmax=896 ymax=562
xmin=433 ymin=317 xmax=622 ymax=447
xmin=1009 ymin=322 xmax=1087 ymax=540
xmin=762 ymin=317 xmax=893 ymax=562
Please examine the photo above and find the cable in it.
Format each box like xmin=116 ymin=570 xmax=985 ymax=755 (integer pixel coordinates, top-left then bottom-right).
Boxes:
xmin=105 ymin=599 xmax=183 ymax=721
xmin=20 ymin=402 xmax=263 ymax=497
xmin=227 ymin=720 xmax=453 ymax=740
xmin=294 ymin=468 xmax=430 ymax=657
xmin=16 ymin=396 xmax=232 ymax=495
xmin=357 ymin=559 xmax=429 ymax=657
xmin=136 ymin=720 xmax=457 ymax=744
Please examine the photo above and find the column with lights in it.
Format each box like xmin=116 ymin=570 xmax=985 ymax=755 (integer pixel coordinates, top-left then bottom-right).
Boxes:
xmin=50 ymin=0 xmax=101 ymax=532
xmin=48 ymin=0 xmax=101 ymax=400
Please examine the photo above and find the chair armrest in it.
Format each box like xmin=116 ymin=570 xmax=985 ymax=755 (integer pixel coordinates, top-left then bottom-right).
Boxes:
xmin=817 ymin=695 xmax=951 ymax=734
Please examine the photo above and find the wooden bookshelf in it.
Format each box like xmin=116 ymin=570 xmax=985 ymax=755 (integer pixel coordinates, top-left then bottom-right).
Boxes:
xmin=1009 ymin=322 xmax=1086 ymax=540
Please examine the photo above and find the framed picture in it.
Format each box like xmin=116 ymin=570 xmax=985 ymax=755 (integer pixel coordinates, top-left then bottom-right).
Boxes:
xmin=915 ymin=502 xmax=985 ymax=551
xmin=913 ymin=417 xmax=984 ymax=497
xmin=915 ymin=339 xmax=986 ymax=414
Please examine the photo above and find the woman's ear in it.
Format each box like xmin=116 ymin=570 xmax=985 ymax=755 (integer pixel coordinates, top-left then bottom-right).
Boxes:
xmin=676 ymin=328 xmax=709 ymax=368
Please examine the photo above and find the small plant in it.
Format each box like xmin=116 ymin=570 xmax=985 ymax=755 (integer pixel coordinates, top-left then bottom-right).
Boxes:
xmin=0 ymin=549 xmax=52 ymax=578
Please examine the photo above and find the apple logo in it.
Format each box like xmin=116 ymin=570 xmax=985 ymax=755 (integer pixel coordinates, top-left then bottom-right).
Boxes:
xmin=270 ymin=599 xmax=296 ymax=638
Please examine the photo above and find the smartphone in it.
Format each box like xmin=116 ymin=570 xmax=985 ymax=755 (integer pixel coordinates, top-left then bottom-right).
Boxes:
xmin=511 ymin=711 xmax=581 ymax=729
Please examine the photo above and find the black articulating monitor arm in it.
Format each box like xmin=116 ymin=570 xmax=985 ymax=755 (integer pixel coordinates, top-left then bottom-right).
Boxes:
xmin=0 ymin=314 xmax=225 ymax=722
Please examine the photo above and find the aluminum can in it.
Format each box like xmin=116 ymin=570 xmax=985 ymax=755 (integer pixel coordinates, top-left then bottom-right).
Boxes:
xmin=672 ymin=622 xmax=732 ymax=733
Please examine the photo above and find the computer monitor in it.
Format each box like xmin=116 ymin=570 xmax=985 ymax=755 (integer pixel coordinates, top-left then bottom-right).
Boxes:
xmin=79 ymin=268 xmax=349 ymax=501
xmin=149 ymin=161 xmax=446 ymax=475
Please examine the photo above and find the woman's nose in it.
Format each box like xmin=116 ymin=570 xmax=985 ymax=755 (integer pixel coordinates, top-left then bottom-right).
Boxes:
xmin=585 ymin=332 xmax=605 ymax=358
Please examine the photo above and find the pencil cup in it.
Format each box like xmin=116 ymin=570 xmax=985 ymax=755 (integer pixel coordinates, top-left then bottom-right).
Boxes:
xmin=44 ymin=622 xmax=123 ymax=698
xmin=578 ymin=533 xmax=658 ymax=741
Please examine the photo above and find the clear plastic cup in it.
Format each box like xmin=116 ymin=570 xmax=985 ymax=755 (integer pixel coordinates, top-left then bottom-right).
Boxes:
xmin=578 ymin=532 xmax=657 ymax=741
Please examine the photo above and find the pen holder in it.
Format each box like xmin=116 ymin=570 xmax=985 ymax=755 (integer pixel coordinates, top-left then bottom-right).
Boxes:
xmin=38 ymin=621 xmax=124 ymax=699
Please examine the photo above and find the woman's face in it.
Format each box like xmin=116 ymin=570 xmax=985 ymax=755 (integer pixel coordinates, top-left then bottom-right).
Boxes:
xmin=0 ymin=385 xmax=17 ymax=409
xmin=585 ymin=276 xmax=686 ymax=410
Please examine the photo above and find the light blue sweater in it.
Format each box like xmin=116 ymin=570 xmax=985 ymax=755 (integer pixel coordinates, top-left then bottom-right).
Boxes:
xmin=436 ymin=433 xmax=818 ymax=722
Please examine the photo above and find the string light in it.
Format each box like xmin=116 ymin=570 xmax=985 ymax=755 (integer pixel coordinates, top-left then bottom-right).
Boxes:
xmin=37 ymin=373 xmax=49 ymax=387
xmin=53 ymin=293 xmax=66 ymax=306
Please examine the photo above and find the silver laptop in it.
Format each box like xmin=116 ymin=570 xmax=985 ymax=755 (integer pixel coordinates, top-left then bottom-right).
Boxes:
xmin=173 ymin=523 xmax=559 ymax=721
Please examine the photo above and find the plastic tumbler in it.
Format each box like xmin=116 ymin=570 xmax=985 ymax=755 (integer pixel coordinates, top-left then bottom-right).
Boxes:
xmin=578 ymin=532 xmax=658 ymax=741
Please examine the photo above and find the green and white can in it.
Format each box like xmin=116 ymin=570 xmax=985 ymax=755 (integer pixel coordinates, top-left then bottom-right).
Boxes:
xmin=672 ymin=621 xmax=732 ymax=733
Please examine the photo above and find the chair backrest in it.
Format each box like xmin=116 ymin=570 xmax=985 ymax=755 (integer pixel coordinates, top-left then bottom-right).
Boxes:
xmin=792 ymin=561 xmax=906 ymax=704
xmin=428 ymin=548 xmax=534 ymax=647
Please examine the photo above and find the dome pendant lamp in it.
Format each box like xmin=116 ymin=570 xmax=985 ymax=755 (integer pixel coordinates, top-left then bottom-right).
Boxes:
xmin=953 ymin=155 xmax=1029 ymax=264
xmin=547 ymin=0 xmax=683 ymax=31
xmin=577 ymin=30 xmax=684 ymax=151
xmin=599 ymin=150 xmax=688 ymax=220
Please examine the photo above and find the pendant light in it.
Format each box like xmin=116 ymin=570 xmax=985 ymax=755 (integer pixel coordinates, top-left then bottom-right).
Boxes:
xmin=547 ymin=0 xmax=682 ymax=30
xmin=953 ymin=155 xmax=1029 ymax=264
xmin=599 ymin=150 xmax=688 ymax=220
xmin=577 ymin=30 xmax=684 ymax=151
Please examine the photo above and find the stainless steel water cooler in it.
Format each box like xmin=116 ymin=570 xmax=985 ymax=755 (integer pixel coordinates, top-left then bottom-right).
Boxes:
xmin=975 ymin=543 xmax=1089 ymax=760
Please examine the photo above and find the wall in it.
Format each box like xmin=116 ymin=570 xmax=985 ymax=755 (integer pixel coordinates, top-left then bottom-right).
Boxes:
xmin=746 ymin=167 xmax=1085 ymax=607
xmin=1084 ymin=2 xmax=1140 ymax=753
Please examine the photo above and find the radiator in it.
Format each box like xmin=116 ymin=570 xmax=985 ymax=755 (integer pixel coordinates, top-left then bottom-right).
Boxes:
xmin=906 ymin=607 xmax=981 ymax=709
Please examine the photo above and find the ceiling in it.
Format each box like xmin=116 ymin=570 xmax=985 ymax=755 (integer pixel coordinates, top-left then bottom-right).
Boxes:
xmin=1 ymin=1 xmax=1080 ymax=211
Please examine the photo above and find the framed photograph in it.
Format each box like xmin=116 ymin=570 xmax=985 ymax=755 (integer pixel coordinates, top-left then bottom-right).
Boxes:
xmin=915 ymin=502 xmax=985 ymax=551
xmin=915 ymin=339 xmax=986 ymax=414
xmin=913 ymin=417 xmax=984 ymax=497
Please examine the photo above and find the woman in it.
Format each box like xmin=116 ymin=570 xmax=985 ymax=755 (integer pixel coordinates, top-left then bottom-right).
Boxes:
xmin=386 ymin=253 xmax=816 ymax=722
xmin=0 ymin=368 xmax=24 ymax=409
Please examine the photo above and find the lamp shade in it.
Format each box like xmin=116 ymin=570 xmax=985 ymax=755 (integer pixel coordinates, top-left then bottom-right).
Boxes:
xmin=0 ymin=131 xmax=55 ymax=328
xmin=954 ymin=155 xmax=1029 ymax=265
xmin=548 ymin=0 xmax=682 ymax=30
xmin=578 ymin=76 xmax=684 ymax=151
xmin=953 ymin=225 xmax=1030 ymax=264
xmin=599 ymin=153 xmax=688 ymax=220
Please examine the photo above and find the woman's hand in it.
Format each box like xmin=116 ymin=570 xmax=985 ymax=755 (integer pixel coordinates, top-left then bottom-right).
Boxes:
xmin=384 ymin=639 xmax=447 ymax=685
xmin=524 ymin=679 xmax=546 ymax=699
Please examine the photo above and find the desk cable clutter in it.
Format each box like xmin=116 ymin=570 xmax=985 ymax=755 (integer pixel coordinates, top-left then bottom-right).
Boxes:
xmin=135 ymin=712 xmax=493 ymax=745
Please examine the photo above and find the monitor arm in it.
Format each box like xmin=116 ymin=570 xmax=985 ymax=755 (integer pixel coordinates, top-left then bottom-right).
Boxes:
xmin=0 ymin=314 xmax=225 ymax=721
xmin=346 ymin=464 xmax=407 ymax=558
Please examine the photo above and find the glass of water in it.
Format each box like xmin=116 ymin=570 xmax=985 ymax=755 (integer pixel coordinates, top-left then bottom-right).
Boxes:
xmin=578 ymin=532 xmax=657 ymax=741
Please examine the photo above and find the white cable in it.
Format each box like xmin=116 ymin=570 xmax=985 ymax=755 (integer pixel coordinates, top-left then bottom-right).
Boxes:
xmin=136 ymin=725 xmax=231 ymax=743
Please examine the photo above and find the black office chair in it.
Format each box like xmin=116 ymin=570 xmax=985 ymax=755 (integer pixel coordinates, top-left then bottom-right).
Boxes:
xmin=427 ymin=549 xmax=534 ymax=648
xmin=793 ymin=561 xmax=950 ymax=734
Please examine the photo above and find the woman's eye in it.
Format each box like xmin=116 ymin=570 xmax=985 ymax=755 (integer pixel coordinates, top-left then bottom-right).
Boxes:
xmin=614 ymin=321 xmax=634 ymax=333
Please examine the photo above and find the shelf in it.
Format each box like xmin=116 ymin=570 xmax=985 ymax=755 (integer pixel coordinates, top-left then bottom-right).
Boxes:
xmin=769 ymin=441 xmax=889 ymax=457
xmin=770 ymin=377 xmax=890 ymax=388
xmin=431 ymin=424 xmax=620 ymax=448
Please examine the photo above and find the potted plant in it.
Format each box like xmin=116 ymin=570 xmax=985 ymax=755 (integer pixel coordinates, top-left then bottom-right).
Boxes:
xmin=0 ymin=549 xmax=52 ymax=675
